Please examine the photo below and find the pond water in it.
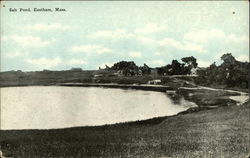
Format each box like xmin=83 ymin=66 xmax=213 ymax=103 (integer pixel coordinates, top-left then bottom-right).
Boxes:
xmin=1 ymin=86 xmax=196 ymax=130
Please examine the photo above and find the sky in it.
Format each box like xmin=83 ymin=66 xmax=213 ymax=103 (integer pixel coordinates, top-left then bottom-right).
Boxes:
xmin=1 ymin=1 xmax=249 ymax=71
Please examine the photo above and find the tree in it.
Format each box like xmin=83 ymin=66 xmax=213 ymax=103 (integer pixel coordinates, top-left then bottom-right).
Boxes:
xmin=179 ymin=56 xmax=198 ymax=74
xmin=139 ymin=63 xmax=151 ymax=75
xmin=221 ymin=53 xmax=236 ymax=63
xmin=181 ymin=56 xmax=198 ymax=68
xmin=111 ymin=61 xmax=139 ymax=76
xmin=171 ymin=60 xmax=182 ymax=75
xmin=197 ymin=53 xmax=249 ymax=88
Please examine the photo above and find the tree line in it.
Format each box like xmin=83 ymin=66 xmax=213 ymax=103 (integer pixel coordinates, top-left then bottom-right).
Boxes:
xmin=103 ymin=53 xmax=249 ymax=89
xmin=104 ymin=56 xmax=198 ymax=76
xmin=196 ymin=53 xmax=249 ymax=89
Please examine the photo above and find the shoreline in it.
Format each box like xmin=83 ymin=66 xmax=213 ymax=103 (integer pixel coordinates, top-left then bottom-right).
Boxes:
xmin=1 ymin=82 xmax=247 ymax=94
xmin=1 ymin=82 xmax=248 ymax=107
xmin=57 ymin=82 xmax=174 ymax=92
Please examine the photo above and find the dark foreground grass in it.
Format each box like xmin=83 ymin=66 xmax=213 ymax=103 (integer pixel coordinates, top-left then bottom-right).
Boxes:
xmin=1 ymin=101 xmax=249 ymax=158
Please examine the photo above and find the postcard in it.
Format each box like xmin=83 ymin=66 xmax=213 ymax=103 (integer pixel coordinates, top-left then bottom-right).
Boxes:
xmin=0 ymin=1 xmax=249 ymax=157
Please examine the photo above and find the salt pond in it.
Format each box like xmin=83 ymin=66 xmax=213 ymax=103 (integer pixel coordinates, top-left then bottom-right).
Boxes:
xmin=1 ymin=86 xmax=196 ymax=129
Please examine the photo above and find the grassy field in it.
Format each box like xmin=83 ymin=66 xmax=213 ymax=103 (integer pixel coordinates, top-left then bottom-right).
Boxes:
xmin=1 ymin=101 xmax=249 ymax=158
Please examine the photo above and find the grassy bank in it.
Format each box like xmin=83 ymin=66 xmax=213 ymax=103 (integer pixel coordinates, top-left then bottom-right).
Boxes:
xmin=1 ymin=101 xmax=249 ymax=158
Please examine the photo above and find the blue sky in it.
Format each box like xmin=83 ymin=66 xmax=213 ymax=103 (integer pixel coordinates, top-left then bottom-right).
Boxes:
xmin=1 ymin=1 xmax=249 ymax=71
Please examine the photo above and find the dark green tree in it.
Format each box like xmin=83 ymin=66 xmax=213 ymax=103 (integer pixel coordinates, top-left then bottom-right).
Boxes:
xmin=171 ymin=60 xmax=182 ymax=75
xmin=181 ymin=56 xmax=198 ymax=68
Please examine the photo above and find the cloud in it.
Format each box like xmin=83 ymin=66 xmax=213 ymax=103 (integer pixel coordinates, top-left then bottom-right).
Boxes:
xmin=3 ymin=35 xmax=55 ymax=48
xmin=70 ymin=44 xmax=112 ymax=54
xmin=155 ymin=52 xmax=161 ymax=56
xmin=184 ymin=29 xmax=226 ymax=43
xmin=158 ymin=38 xmax=206 ymax=53
xmin=197 ymin=60 xmax=211 ymax=67
xmin=135 ymin=24 xmax=167 ymax=35
xmin=227 ymin=34 xmax=249 ymax=43
xmin=159 ymin=38 xmax=182 ymax=49
xmin=25 ymin=58 xmax=87 ymax=70
xmin=136 ymin=34 xmax=206 ymax=53
xmin=128 ymin=51 xmax=142 ymax=58
xmin=25 ymin=23 xmax=71 ymax=31
xmin=89 ymin=23 xmax=167 ymax=39
xmin=88 ymin=24 xmax=166 ymax=41
xmin=25 ymin=57 xmax=62 ymax=69
xmin=236 ymin=55 xmax=249 ymax=62
xmin=87 ymin=25 xmax=176 ymax=50
xmin=136 ymin=36 xmax=156 ymax=45
xmin=182 ymin=42 xmax=206 ymax=53
xmin=5 ymin=51 xmax=22 ymax=58
xmin=147 ymin=59 xmax=166 ymax=67
xmin=89 ymin=28 xmax=206 ymax=53
xmin=66 ymin=59 xmax=88 ymax=65
xmin=184 ymin=29 xmax=249 ymax=44
xmin=88 ymin=29 xmax=134 ymax=40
